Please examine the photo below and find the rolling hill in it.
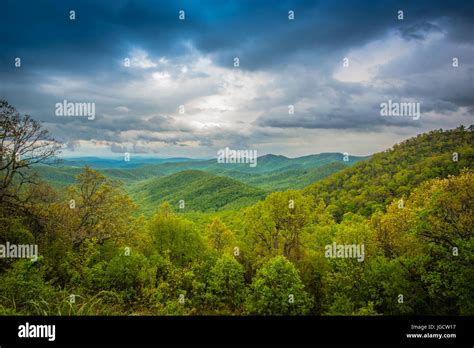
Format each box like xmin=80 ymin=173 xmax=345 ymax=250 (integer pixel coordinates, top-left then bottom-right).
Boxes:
xmin=234 ymin=162 xmax=350 ymax=190
xmin=128 ymin=170 xmax=267 ymax=214
xmin=34 ymin=152 xmax=367 ymax=190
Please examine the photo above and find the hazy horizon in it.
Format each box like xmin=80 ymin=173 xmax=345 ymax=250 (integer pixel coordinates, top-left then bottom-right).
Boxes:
xmin=58 ymin=151 xmax=366 ymax=160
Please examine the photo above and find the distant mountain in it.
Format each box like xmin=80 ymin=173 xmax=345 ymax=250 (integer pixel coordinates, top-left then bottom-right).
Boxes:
xmin=304 ymin=126 xmax=474 ymax=220
xmin=229 ymin=162 xmax=350 ymax=191
xmin=31 ymin=164 xmax=152 ymax=187
xmin=57 ymin=157 xmax=200 ymax=169
xmin=128 ymin=170 xmax=267 ymax=214
xmin=34 ymin=152 xmax=367 ymax=190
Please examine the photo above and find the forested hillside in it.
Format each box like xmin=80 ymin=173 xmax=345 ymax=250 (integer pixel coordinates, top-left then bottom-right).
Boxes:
xmin=305 ymin=127 xmax=473 ymax=220
xmin=33 ymin=153 xmax=365 ymax=191
xmin=0 ymin=107 xmax=472 ymax=317
xmin=129 ymin=170 xmax=267 ymax=213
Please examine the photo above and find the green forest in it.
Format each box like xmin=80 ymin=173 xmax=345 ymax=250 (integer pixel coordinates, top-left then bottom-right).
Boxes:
xmin=0 ymin=100 xmax=473 ymax=316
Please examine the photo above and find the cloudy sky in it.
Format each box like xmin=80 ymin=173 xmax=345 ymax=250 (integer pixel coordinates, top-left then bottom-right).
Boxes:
xmin=1 ymin=0 xmax=473 ymax=158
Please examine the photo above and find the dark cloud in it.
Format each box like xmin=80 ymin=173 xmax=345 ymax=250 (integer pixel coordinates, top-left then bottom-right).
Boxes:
xmin=255 ymin=105 xmax=425 ymax=130
xmin=399 ymin=22 xmax=442 ymax=41
xmin=1 ymin=0 xmax=473 ymax=156
xmin=1 ymin=0 xmax=472 ymax=73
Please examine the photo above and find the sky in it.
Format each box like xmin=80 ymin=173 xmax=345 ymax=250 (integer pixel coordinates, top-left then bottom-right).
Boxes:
xmin=0 ymin=0 xmax=473 ymax=158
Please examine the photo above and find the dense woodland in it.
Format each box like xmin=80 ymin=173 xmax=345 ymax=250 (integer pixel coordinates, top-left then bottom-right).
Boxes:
xmin=0 ymin=100 xmax=473 ymax=315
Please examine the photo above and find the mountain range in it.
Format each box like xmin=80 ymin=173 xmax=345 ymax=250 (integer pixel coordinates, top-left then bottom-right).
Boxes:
xmin=34 ymin=153 xmax=368 ymax=213
xmin=32 ymin=127 xmax=473 ymax=216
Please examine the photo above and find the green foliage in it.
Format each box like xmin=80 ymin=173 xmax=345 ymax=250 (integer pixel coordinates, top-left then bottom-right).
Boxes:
xmin=0 ymin=260 xmax=57 ymax=315
xmin=242 ymin=190 xmax=313 ymax=266
xmin=206 ymin=255 xmax=246 ymax=312
xmin=147 ymin=203 xmax=206 ymax=265
xmin=91 ymin=252 xmax=153 ymax=303
xmin=233 ymin=162 xmax=350 ymax=191
xmin=0 ymin=214 xmax=35 ymax=271
xmin=0 ymin=127 xmax=472 ymax=316
xmin=204 ymin=217 xmax=235 ymax=254
xmin=411 ymin=170 xmax=474 ymax=314
xmin=130 ymin=170 xmax=266 ymax=214
xmin=245 ymin=256 xmax=312 ymax=315
xmin=305 ymin=127 xmax=473 ymax=220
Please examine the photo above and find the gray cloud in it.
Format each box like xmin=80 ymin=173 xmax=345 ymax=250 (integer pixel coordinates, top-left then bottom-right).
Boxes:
xmin=1 ymin=0 xmax=473 ymax=156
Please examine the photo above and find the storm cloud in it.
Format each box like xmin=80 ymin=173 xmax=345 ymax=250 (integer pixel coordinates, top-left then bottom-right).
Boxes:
xmin=1 ymin=0 xmax=473 ymax=157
